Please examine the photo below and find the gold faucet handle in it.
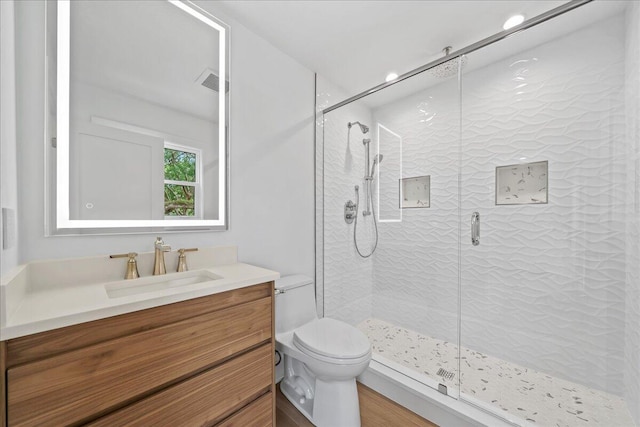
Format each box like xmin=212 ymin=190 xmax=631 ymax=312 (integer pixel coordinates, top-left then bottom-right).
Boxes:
xmin=178 ymin=248 xmax=198 ymax=254
xmin=110 ymin=252 xmax=137 ymax=259
xmin=176 ymin=248 xmax=198 ymax=272
xmin=109 ymin=253 xmax=140 ymax=280
xmin=155 ymin=237 xmax=171 ymax=252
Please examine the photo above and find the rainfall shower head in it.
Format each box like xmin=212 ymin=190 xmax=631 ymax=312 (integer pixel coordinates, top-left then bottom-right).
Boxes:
xmin=430 ymin=46 xmax=467 ymax=78
xmin=348 ymin=121 xmax=370 ymax=134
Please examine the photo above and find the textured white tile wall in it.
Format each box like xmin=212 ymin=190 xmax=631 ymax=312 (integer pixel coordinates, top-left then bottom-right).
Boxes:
xmin=377 ymin=125 xmax=402 ymax=221
xmin=624 ymin=2 xmax=640 ymax=424
xmin=318 ymin=76 xmax=375 ymax=326
xmin=369 ymin=16 xmax=627 ymax=394
xmin=372 ymin=75 xmax=461 ymax=345
xmin=315 ymin=75 xmax=343 ymax=316
xmin=459 ymin=17 xmax=626 ymax=394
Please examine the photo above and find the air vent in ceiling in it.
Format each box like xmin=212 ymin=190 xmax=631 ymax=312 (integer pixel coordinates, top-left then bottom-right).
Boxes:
xmin=196 ymin=68 xmax=229 ymax=93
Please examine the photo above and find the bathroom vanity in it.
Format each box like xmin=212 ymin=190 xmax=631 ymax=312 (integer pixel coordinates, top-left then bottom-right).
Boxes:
xmin=0 ymin=247 xmax=278 ymax=426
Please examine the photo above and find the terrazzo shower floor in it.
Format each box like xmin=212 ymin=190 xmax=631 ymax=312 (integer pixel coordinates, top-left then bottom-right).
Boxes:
xmin=358 ymin=318 xmax=634 ymax=427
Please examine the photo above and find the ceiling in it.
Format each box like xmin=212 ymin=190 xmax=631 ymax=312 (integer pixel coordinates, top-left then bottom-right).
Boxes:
xmin=211 ymin=0 xmax=571 ymax=97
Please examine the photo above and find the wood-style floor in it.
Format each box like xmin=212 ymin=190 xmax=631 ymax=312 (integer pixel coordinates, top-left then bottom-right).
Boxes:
xmin=276 ymin=382 xmax=438 ymax=427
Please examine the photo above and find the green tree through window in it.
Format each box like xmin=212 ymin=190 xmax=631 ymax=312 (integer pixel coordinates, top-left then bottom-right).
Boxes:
xmin=164 ymin=148 xmax=197 ymax=216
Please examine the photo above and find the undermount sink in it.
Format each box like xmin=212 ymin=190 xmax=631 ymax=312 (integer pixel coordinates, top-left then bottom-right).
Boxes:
xmin=105 ymin=270 xmax=222 ymax=299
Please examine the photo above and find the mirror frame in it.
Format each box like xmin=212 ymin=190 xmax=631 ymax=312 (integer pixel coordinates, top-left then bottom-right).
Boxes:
xmin=50 ymin=0 xmax=229 ymax=233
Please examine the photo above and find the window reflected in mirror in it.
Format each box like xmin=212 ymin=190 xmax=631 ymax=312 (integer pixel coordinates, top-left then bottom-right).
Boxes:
xmin=164 ymin=146 xmax=199 ymax=218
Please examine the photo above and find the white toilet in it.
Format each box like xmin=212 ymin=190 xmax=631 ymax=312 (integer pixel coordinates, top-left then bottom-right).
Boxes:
xmin=275 ymin=275 xmax=372 ymax=427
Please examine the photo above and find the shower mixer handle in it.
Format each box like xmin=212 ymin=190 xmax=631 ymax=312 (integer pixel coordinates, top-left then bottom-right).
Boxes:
xmin=344 ymin=200 xmax=357 ymax=224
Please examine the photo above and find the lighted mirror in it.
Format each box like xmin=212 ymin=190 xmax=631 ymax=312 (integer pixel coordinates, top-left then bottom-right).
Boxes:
xmin=46 ymin=0 xmax=229 ymax=233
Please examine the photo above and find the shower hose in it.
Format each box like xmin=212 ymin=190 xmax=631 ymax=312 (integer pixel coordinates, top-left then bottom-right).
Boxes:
xmin=354 ymin=184 xmax=379 ymax=258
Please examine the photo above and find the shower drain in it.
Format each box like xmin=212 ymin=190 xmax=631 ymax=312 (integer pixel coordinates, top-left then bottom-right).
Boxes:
xmin=437 ymin=368 xmax=455 ymax=380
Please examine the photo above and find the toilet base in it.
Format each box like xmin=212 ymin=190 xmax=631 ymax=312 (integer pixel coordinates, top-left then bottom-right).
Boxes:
xmin=313 ymin=378 xmax=361 ymax=427
xmin=280 ymin=356 xmax=362 ymax=427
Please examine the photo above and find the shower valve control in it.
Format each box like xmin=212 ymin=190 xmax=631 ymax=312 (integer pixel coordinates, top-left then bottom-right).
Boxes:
xmin=344 ymin=200 xmax=357 ymax=224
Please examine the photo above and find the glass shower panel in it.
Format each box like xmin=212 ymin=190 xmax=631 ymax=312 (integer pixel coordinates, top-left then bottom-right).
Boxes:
xmin=321 ymin=92 xmax=375 ymax=327
xmin=459 ymin=3 xmax=633 ymax=426
xmin=322 ymin=64 xmax=462 ymax=396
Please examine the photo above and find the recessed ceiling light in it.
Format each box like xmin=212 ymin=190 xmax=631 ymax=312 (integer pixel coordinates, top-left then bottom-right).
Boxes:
xmin=385 ymin=72 xmax=399 ymax=82
xmin=503 ymin=14 xmax=525 ymax=30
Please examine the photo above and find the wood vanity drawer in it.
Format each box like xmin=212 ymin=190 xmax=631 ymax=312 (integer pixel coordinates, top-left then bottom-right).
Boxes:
xmin=216 ymin=392 xmax=273 ymax=427
xmin=88 ymin=344 xmax=272 ymax=427
xmin=6 ymin=282 xmax=272 ymax=367
xmin=7 ymin=296 xmax=272 ymax=427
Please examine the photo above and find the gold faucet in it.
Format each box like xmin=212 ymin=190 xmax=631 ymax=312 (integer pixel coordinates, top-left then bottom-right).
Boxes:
xmin=153 ymin=237 xmax=171 ymax=275
xmin=177 ymin=248 xmax=198 ymax=272
xmin=110 ymin=252 xmax=140 ymax=280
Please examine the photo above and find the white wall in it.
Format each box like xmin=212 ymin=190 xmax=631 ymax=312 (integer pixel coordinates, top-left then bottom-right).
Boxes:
xmin=12 ymin=0 xmax=315 ymax=278
xmin=624 ymin=2 xmax=640 ymax=423
xmin=0 ymin=0 xmax=19 ymax=276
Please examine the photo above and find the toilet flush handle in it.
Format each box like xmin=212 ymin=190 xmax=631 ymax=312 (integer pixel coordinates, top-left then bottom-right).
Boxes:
xmin=275 ymin=288 xmax=286 ymax=295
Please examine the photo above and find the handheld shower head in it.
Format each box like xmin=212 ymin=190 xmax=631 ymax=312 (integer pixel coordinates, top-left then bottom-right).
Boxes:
xmin=348 ymin=121 xmax=369 ymax=134
xmin=370 ymin=154 xmax=384 ymax=177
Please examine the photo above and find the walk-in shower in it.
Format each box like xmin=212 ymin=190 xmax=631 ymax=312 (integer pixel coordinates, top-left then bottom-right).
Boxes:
xmin=318 ymin=1 xmax=639 ymax=426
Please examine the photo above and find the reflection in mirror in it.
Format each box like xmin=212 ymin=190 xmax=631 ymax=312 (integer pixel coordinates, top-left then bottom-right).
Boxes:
xmin=47 ymin=0 xmax=228 ymax=232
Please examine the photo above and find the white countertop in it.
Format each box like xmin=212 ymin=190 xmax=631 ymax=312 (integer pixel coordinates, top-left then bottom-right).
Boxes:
xmin=0 ymin=247 xmax=280 ymax=340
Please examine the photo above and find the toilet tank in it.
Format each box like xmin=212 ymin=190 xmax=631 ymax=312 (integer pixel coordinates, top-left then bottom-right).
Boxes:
xmin=275 ymin=275 xmax=318 ymax=334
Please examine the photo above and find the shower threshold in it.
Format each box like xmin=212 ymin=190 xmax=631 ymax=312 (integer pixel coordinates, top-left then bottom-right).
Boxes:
xmin=358 ymin=318 xmax=634 ymax=427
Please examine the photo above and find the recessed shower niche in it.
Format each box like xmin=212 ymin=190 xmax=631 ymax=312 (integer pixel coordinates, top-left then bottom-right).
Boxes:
xmin=495 ymin=160 xmax=548 ymax=205
xmin=401 ymin=176 xmax=431 ymax=208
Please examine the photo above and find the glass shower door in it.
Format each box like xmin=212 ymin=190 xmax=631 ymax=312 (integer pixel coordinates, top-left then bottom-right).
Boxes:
xmin=366 ymin=68 xmax=462 ymax=398
xmin=458 ymin=4 xmax=633 ymax=426
xmin=320 ymin=60 xmax=463 ymax=399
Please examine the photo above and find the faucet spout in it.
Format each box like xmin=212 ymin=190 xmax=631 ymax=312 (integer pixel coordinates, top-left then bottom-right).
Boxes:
xmin=153 ymin=237 xmax=171 ymax=275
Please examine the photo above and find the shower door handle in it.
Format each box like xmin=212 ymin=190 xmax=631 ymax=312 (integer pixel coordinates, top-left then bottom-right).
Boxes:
xmin=471 ymin=212 xmax=480 ymax=246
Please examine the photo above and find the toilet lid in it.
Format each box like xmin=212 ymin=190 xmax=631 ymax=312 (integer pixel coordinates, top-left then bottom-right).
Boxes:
xmin=293 ymin=318 xmax=371 ymax=360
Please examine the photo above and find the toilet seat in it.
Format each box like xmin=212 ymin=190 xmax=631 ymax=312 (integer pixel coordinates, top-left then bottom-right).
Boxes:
xmin=293 ymin=318 xmax=371 ymax=361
